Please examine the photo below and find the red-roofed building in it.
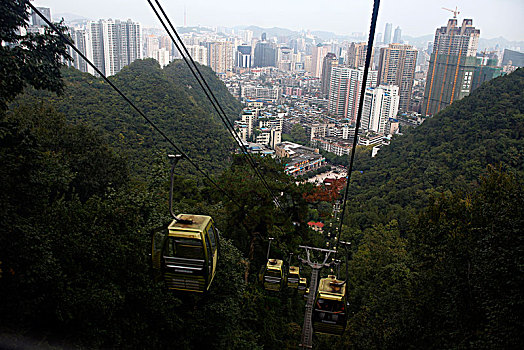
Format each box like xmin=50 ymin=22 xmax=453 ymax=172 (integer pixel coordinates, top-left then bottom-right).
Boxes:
xmin=307 ymin=221 xmax=325 ymax=232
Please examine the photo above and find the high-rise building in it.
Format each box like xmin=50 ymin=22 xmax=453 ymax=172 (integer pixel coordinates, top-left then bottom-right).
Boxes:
xmin=145 ymin=35 xmax=159 ymax=58
xmin=152 ymin=47 xmax=170 ymax=67
xmin=378 ymin=43 xmax=418 ymax=111
xmin=471 ymin=56 xmax=503 ymax=91
xmin=393 ymin=26 xmax=402 ymax=43
xmin=310 ymin=44 xmax=329 ymax=77
xmin=31 ymin=7 xmax=51 ymax=27
xmin=253 ymin=41 xmax=276 ymax=67
xmin=328 ymin=66 xmax=351 ymax=117
xmin=241 ymin=30 xmax=253 ymax=45
xmin=68 ymin=28 xmax=88 ymax=73
xmin=328 ymin=66 xmax=378 ymax=120
xmin=383 ymin=23 xmax=393 ymax=45
xmin=83 ymin=19 xmax=142 ymax=76
xmin=346 ymin=67 xmax=378 ymax=123
xmin=277 ymin=46 xmax=294 ymax=71
xmin=187 ymin=45 xmax=208 ymax=66
xmin=423 ymin=18 xmax=480 ymax=116
xmin=321 ymin=53 xmax=338 ymax=97
xmin=347 ymin=42 xmax=373 ymax=68
xmin=236 ymin=45 xmax=252 ymax=68
xmin=502 ymin=49 xmax=524 ymax=67
xmin=362 ymin=85 xmax=400 ymax=134
xmin=206 ymin=41 xmax=233 ymax=74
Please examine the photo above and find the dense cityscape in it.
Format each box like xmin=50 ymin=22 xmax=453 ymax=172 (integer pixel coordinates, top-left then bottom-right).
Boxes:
xmin=1 ymin=2 xmax=523 ymax=349
xmin=24 ymin=6 xmax=524 ymax=178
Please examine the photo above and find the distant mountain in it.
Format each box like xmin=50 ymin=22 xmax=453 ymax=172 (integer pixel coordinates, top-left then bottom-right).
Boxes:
xmin=402 ymin=34 xmax=434 ymax=48
xmin=53 ymin=12 xmax=89 ymax=23
xmin=236 ymin=25 xmax=298 ymax=40
xmin=478 ymin=36 xmax=524 ymax=51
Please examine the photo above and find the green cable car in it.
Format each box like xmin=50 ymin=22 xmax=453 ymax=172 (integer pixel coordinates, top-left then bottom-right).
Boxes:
xmin=152 ymin=214 xmax=219 ymax=292
xmin=312 ymin=275 xmax=347 ymax=335
xmin=151 ymin=155 xmax=219 ymax=293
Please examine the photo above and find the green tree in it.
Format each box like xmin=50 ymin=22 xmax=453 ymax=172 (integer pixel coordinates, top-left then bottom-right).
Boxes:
xmin=0 ymin=0 xmax=70 ymax=110
xmin=290 ymin=124 xmax=309 ymax=145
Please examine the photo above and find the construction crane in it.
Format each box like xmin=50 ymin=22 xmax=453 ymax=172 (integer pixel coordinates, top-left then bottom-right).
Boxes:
xmin=442 ymin=6 xmax=460 ymax=19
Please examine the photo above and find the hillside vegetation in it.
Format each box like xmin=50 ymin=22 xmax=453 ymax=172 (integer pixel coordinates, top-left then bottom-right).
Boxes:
xmin=1 ymin=4 xmax=522 ymax=348
xmin=346 ymin=69 xmax=524 ymax=232
xmin=15 ymin=59 xmax=241 ymax=177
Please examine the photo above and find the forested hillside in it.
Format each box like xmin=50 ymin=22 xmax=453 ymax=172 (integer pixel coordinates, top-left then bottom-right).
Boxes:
xmin=345 ymin=69 xmax=524 ymax=233
xmin=324 ymin=69 xmax=524 ymax=349
xmin=15 ymin=58 xmax=241 ymax=176
xmin=1 ymin=3 xmax=522 ymax=349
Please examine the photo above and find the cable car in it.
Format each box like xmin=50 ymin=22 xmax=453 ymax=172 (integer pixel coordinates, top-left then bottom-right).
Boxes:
xmin=312 ymin=275 xmax=347 ymax=335
xmin=287 ymin=266 xmax=300 ymax=288
xmin=263 ymin=258 xmax=284 ymax=291
xmin=150 ymin=155 xmax=219 ymax=292
xmin=298 ymin=277 xmax=307 ymax=295
xmin=152 ymin=214 xmax=219 ymax=292
xmin=303 ymin=287 xmax=310 ymax=301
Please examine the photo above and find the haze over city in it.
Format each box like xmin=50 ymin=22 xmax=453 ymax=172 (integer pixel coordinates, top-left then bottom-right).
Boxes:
xmin=34 ymin=0 xmax=524 ymax=41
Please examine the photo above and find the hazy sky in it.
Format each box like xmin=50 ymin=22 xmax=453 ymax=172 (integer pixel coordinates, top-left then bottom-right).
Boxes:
xmin=34 ymin=0 xmax=524 ymax=41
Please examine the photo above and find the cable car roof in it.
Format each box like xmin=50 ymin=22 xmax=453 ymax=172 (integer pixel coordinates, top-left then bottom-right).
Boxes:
xmin=168 ymin=214 xmax=212 ymax=238
xmin=318 ymin=275 xmax=346 ymax=300
xmin=289 ymin=266 xmax=300 ymax=274
xmin=266 ymin=259 xmax=283 ymax=270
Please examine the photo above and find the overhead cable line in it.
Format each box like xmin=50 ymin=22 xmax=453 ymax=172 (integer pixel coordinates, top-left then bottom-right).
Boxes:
xmin=335 ymin=0 xmax=381 ymax=253
xmin=28 ymin=3 xmax=234 ymax=203
xmin=146 ymin=0 xmax=284 ymax=212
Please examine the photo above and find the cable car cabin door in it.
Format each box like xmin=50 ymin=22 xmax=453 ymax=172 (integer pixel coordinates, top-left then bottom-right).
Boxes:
xmin=151 ymin=227 xmax=167 ymax=275
xmin=204 ymin=222 xmax=219 ymax=287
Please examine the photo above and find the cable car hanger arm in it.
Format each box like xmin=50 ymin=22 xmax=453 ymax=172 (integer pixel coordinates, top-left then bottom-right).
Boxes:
xmin=168 ymin=154 xmax=193 ymax=224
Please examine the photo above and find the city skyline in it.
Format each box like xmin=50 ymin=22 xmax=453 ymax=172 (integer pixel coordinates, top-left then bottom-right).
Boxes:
xmin=34 ymin=0 xmax=524 ymax=42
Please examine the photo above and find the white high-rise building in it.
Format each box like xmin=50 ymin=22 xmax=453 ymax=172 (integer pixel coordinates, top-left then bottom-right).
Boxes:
xmin=145 ymin=35 xmax=160 ymax=59
xmin=187 ymin=45 xmax=208 ymax=66
xmin=83 ymin=19 xmax=142 ymax=76
xmin=361 ymin=85 xmax=400 ymax=134
xmin=68 ymin=28 xmax=88 ymax=73
xmin=152 ymin=47 xmax=170 ymax=67
xmin=311 ymin=44 xmax=329 ymax=77
xmin=206 ymin=41 xmax=233 ymax=74
xmin=329 ymin=66 xmax=378 ymax=121
xmin=328 ymin=66 xmax=351 ymax=117
xmin=346 ymin=67 xmax=378 ymax=123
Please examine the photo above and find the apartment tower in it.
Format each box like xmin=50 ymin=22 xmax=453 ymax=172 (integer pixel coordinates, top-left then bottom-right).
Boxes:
xmin=378 ymin=44 xmax=418 ymax=111
xmin=321 ymin=53 xmax=338 ymax=97
xmin=423 ymin=18 xmax=480 ymax=116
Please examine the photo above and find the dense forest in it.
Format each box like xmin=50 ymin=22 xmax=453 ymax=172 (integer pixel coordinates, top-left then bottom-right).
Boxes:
xmin=1 ymin=2 xmax=523 ymax=349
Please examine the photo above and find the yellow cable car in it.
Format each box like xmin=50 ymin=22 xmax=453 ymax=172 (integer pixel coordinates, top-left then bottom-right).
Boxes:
xmin=312 ymin=275 xmax=347 ymax=335
xmin=263 ymin=258 xmax=284 ymax=291
xmin=151 ymin=214 xmax=219 ymax=292
xmin=303 ymin=287 xmax=310 ymax=301
xmin=287 ymin=266 xmax=300 ymax=288
xmin=298 ymin=277 xmax=307 ymax=295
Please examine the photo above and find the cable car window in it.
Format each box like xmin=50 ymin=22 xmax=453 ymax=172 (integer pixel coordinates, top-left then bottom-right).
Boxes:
xmin=207 ymin=226 xmax=217 ymax=252
xmin=204 ymin=235 xmax=212 ymax=270
xmin=316 ymin=299 xmax=344 ymax=313
xmin=164 ymin=237 xmax=204 ymax=259
xmin=267 ymin=270 xmax=281 ymax=278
